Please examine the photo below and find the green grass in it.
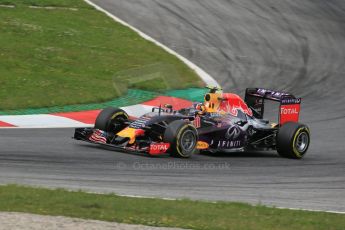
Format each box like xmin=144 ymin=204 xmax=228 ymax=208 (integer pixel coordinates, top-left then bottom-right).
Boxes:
xmin=0 ymin=185 xmax=344 ymax=230
xmin=0 ymin=0 xmax=203 ymax=110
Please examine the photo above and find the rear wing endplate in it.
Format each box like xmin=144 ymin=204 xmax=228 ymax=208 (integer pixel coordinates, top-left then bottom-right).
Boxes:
xmin=244 ymin=88 xmax=301 ymax=125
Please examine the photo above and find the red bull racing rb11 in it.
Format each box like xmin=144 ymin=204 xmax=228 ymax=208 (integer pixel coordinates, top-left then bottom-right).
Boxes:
xmin=74 ymin=86 xmax=310 ymax=159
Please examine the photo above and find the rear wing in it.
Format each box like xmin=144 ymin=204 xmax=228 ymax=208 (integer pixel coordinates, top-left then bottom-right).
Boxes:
xmin=244 ymin=88 xmax=301 ymax=125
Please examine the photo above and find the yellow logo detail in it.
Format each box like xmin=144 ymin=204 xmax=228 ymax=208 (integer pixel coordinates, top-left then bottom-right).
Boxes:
xmin=196 ymin=141 xmax=209 ymax=150
xmin=117 ymin=127 xmax=136 ymax=144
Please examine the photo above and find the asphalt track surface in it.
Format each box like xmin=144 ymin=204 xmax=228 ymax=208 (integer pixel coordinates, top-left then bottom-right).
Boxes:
xmin=1 ymin=0 xmax=345 ymax=212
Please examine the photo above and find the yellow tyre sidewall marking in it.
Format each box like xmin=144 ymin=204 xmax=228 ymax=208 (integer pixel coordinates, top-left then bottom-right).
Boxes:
xmin=111 ymin=112 xmax=128 ymax=120
xmin=292 ymin=127 xmax=310 ymax=158
xmin=176 ymin=124 xmax=197 ymax=157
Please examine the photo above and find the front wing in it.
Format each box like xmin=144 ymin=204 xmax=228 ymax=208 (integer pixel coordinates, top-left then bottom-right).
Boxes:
xmin=73 ymin=128 xmax=170 ymax=156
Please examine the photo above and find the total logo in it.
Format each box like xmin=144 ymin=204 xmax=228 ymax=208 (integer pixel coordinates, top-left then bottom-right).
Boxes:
xmin=149 ymin=143 xmax=170 ymax=154
xmin=280 ymin=108 xmax=299 ymax=115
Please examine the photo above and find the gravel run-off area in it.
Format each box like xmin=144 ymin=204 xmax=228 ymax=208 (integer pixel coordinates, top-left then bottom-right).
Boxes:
xmin=0 ymin=212 xmax=185 ymax=230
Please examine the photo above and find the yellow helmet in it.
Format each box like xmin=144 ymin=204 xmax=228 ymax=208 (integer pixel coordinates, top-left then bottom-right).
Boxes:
xmin=204 ymin=86 xmax=223 ymax=113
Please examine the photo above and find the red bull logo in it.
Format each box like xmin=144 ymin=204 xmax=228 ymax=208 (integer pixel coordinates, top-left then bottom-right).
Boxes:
xmin=219 ymin=93 xmax=253 ymax=117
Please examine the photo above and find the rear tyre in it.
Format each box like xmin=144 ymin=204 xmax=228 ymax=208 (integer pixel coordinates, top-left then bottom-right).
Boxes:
xmin=277 ymin=122 xmax=310 ymax=159
xmin=164 ymin=120 xmax=198 ymax=158
xmin=94 ymin=107 xmax=129 ymax=133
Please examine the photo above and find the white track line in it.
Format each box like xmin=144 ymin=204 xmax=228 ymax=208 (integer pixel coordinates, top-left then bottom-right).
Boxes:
xmin=83 ymin=0 xmax=219 ymax=88
xmin=0 ymin=115 xmax=86 ymax=128
xmin=274 ymin=206 xmax=345 ymax=215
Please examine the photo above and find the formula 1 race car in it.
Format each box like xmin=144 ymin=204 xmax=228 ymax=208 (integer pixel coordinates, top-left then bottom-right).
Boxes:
xmin=74 ymin=86 xmax=310 ymax=159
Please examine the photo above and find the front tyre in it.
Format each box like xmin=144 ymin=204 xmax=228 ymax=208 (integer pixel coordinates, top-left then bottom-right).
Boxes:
xmin=164 ymin=120 xmax=198 ymax=158
xmin=277 ymin=122 xmax=310 ymax=159
xmin=94 ymin=107 xmax=129 ymax=133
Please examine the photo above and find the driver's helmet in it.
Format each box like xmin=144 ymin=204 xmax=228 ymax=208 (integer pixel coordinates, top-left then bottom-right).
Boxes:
xmin=194 ymin=102 xmax=203 ymax=111
xmin=192 ymin=102 xmax=207 ymax=115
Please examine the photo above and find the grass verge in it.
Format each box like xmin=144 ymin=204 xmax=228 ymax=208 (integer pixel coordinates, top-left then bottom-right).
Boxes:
xmin=0 ymin=0 xmax=203 ymax=110
xmin=0 ymin=185 xmax=344 ymax=230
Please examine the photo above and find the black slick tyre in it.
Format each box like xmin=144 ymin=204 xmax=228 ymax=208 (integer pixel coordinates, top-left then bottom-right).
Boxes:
xmin=277 ymin=122 xmax=310 ymax=159
xmin=163 ymin=120 xmax=198 ymax=158
xmin=94 ymin=107 xmax=129 ymax=133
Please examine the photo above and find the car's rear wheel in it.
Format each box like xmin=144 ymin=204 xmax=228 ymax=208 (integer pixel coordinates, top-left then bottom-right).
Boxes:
xmin=164 ymin=120 xmax=198 ymax=158
xmin=276 ymin=122 xmax=310 ymax=159
xmin=95 ymin=107 xmax=129 ymax=133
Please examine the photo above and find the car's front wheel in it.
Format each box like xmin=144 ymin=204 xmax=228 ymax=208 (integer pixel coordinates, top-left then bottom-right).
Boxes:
xmin=276 ymin=122 xmax=310 ymax=159
xmin=94 ymin=107 xmax=129 ymax=133
xmin=164 ymin=120 xmax=198 ymax=158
